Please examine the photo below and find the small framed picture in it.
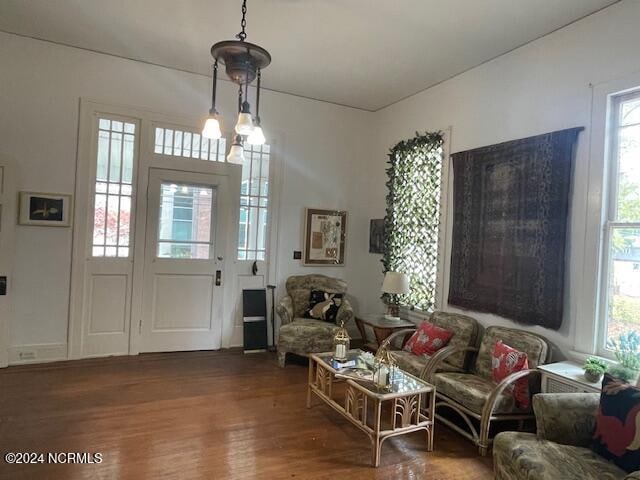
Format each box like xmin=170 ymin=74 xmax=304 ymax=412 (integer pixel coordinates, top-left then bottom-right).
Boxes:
xmin=303 ymin=208 xmax=347 ymax=266
xmin=18 ymin=192 xmax=73 ymax=227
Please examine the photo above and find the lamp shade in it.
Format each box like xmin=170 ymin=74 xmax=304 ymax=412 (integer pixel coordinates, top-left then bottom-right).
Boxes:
xmin=247 ymin=124 xmax=265 ymax=145
xmin=202 ymin=114 xmax=222 ymax=139
xmin=381 ymin=271 xmax=410 ymax=295
xmin=235 ymin=112 xmax=254 ymax=135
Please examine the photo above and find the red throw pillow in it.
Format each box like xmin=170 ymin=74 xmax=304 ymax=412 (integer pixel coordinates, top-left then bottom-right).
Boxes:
xmin=403 ymin=322 xmax=454 ymax=357
xmin=491 ymin=341 xmax=530 ymax=409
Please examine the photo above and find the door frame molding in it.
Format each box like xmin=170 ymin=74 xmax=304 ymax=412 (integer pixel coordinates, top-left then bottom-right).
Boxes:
xmin=70 ymin=98 xmax=259 ymax=358
xmin=0 ymin=161 xmax=16 ymax=367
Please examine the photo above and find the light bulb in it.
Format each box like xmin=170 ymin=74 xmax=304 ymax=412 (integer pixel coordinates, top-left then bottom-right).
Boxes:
xmin=202 ymin=114 xmax=222 ymax=139
xmin=227 ymin=137 xmax=245 ymax=164
xmin=235 ymin=112 xmax=254 ymax=136
xmin=247 ymin=124 xmax=265 ymax=145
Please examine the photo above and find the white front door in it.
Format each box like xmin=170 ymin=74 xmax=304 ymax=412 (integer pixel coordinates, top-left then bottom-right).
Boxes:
xmin=138 ymin=168 xmax=233 ymax=352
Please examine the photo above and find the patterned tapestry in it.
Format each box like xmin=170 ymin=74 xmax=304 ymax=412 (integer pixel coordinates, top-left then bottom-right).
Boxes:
xmin=448 ymin=128 xmax=582 ymax=329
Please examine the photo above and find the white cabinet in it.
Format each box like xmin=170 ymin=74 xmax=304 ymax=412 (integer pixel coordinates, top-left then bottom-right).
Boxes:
xmin=538 ymin=361 xmax=601 ymax=394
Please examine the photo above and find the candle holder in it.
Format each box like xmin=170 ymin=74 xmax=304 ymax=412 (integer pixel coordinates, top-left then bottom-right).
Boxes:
xmin=373 ymin=346 xmax=397 ymax=390
xmin=333 ymin=320 xmax=350 ymax=361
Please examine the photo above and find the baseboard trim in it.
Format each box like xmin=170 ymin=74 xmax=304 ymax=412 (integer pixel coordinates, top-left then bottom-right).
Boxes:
xmin=8 ymin=343 xmax=68 ymax=365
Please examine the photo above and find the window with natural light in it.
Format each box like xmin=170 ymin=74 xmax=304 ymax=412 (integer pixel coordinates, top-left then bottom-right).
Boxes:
xmin=92 ymin=118 xmax=136 ymax=257
xmin=154 ymin=127 xmax=226 ymax=162
xmin=238 ymin=144 xmax=270 ymax=260
xmin=602 ymin=90 xmax=640 ymax=350
xmin=157 ymin=183 xmax=215 ymax=259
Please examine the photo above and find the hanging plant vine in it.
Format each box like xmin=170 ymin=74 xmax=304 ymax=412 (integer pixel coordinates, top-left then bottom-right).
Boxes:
xmin=382 ymin=131 xmax=444 ymax=311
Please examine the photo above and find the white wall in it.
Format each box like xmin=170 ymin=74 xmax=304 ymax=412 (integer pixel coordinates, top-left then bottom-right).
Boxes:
xmin=0 ymin=32 xmax=371 ymax=362
xmin=348 ymin=0 xmax=640 ymax=358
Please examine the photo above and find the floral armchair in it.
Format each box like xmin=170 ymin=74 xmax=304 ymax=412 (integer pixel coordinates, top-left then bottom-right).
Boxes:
xmin=276 ymin=274 xmax=353 ymax=367
xmin=423 ymin=325 xmax=550 ymax=455
xmin=494 ymin=393 xmax=637 ymax=480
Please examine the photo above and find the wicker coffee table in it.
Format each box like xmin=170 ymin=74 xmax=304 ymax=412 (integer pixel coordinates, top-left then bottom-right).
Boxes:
xmin=307 ymin=349 xmax=435 ymax=467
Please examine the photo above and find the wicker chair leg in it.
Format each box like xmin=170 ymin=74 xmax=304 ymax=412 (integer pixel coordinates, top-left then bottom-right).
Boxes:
xmin=478 ymin=415 xmax=491 ymax=456
xmin=277 ymin=351 xmax=287 ymax=367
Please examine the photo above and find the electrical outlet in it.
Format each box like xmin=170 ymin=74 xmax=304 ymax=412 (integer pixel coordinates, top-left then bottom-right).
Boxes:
xmin=293 ymin=250 xmax=302 ymax=260
xmin=18 ymin=351 xmax=36 ymax=361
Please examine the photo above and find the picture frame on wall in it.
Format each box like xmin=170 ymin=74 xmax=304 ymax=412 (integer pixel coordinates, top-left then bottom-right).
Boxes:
xmin=303 ymin=208 xmax=347 ymax=266
xmin=18 ymin=192 xmax=73 ymax=227
xmin=369 ymin=219 xmax=385 ymax=254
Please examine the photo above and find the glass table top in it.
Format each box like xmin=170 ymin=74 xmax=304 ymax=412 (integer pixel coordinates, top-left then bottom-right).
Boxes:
xmin=314 ymin=349 xmax=433 ymax=396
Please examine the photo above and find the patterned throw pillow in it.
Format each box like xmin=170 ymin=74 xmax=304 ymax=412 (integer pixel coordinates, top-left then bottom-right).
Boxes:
xmin=491 ymin=341 xmax=530 ymax=409
xmin=304 ymin=290 xmax=343 ymax=323
xmin=403 ymin=322 xmax=454 ymax=357
xmin=592 ymin=374 xmax=640 ymax=472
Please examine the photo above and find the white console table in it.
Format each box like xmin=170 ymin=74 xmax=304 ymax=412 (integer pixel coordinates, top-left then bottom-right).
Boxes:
xmin=538 ymin=361 xmax=602 ymax=394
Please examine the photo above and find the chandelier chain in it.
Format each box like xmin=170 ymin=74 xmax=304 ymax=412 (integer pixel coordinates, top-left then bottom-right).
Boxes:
xmin=236 ymin=0 xmax=248 ymax=41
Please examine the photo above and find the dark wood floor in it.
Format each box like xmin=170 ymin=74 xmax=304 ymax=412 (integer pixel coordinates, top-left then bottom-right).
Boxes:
xmin=0 ymin=350 xmax=493 ymax=479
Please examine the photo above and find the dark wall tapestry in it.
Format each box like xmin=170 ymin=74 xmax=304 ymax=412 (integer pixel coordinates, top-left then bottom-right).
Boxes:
xmin=448 ymin=127 xmax=582 ymax=330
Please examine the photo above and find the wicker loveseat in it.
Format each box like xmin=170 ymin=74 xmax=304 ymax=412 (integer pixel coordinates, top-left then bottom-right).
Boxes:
xmin=276 ymin=274 xmax=353 ymax=367
xmin=423 ymin=325 xmax=550 ymax=455
xmin=494 ymin=393 xmax=638 ymax=480
xmin=378 ymin=311 xmax=480 ymax=379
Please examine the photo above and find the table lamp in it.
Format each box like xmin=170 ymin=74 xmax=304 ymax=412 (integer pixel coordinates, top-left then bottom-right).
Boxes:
xmin=381 ymin=271 xmax=409 ymax=320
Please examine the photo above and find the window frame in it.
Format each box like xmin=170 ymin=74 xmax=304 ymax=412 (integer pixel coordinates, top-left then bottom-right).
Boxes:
xmin=597 ymin=89 xmax=640 ymax=357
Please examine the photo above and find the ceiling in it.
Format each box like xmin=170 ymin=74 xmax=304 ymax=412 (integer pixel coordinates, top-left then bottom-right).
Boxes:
xmin=0 ymin=0 xmax=620 ymax=111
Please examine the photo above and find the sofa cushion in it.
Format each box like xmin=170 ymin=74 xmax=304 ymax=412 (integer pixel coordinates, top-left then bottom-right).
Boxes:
xmin=429 ymin=311 xmax=479 ymax=370
xmin=434 ymin=372 xmax=518 ymax=414
xmin=391 ymin=350 xmax=461 ymax=379
xmin=278 ymin=318 xmax=340 ymax=354
xmin=593 ymin=374 xmax=640 ymax=472
xmin=404 ymin=321 xmax=454 ymax=356
xmin=475 ymin=326 xmax=548 ymax=379
xmin=492 ymin=340 xmax=530 ymax=408
xmin=494 ymin=431 xmax=627 ymax=480
xmin=305 ymin=290 xmax=343 ymax=323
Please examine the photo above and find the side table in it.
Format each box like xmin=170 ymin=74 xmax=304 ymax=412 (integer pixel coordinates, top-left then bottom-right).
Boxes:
xmin=538 ymin=361 xmax=602 ymax=393
xmin=355 ymin=314 xmax=415 ymax=352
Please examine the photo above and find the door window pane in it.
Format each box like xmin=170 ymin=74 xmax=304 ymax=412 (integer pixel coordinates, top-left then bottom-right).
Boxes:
xmin=92 ymin=117 xmax=136 ymax=258
xmin=157 ymin=182 xmax=214 ymax=259
xmin=237 ymin=144 xmax=270 ymax=260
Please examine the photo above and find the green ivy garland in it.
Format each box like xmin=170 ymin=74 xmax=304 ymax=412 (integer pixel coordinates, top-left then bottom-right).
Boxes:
xmin=382 ymin=131 xmax=444 ymax=311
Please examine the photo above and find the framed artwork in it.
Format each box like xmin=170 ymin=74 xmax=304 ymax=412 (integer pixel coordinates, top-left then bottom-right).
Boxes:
xmin=18 ymin=192 xmax=73 ymax=227
xmin=303 ymin=208 xmax=347 ymax=266
xmin=369 ymin=219 xmax=384 ymax=254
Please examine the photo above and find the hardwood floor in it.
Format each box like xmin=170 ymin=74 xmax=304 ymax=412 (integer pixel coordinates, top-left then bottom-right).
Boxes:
xmin=0 ymin=350 xmax=493 ymax=479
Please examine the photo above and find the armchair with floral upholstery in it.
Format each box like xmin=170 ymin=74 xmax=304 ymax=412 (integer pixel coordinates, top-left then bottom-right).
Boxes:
xmin=276 ymin=274 xmax=353 ymax=367
xmin=494 ymin=393 xmax=637 ymax=480
xmin=422 ymin=325 xmax=550 ymax=455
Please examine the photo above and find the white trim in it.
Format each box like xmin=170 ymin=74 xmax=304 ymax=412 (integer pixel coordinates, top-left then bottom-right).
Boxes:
xmin=0 ymin=162 xmax=16 ymax=367
xmin=437 ymin=127 xmax=453 ymax=310
xmin=8 ymin=343 xmax=68 ymax=365
xmin=575 ymin=71 xmax=640 ymax=357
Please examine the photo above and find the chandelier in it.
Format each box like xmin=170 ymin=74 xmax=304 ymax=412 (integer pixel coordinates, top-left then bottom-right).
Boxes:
xmin=202 ymin=0 xmax=271 ymax=164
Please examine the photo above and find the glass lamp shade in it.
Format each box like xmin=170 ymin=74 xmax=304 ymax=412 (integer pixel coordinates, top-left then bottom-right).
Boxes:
xmin=202 ymin=115 xmax=222 ymax=139
xmin=333 ymin=322 xmax=350 ymax=361
xmin=235 ymin=112 xmax=254 ymax=135
xmin=226 ymin=142 xmax=245 ymax=164
xmin=247 ymin=124 xmax=266 ymax=145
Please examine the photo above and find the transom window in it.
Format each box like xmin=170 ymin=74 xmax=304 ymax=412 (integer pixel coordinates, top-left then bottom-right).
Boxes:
xmin=238 ymin=144 xmax=270 ymax=260
xmin=92 ymin=118 xmax=136 ymax=257
xmin=157 ymin=183 xmax=215 ymax=260
xmin=601 ymin=90 xmax=640 ymax=350
xmin=154 ymin=127 xmax=226 ymax=162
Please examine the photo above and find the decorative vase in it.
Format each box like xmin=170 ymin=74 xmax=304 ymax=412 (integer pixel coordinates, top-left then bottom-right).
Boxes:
xmin=584 ymin=371 xmax=603 ymax=384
